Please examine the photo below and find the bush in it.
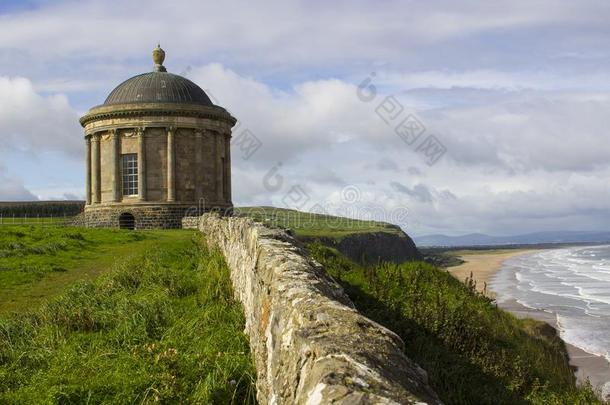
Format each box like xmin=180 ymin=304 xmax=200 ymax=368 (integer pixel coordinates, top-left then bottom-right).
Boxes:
xmin=308 ymin=243 xmax=603 ymax=405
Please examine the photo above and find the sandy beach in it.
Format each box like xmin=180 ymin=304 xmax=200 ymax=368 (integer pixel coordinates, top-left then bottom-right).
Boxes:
xmin=449 ymin=248 xmax=610 ymax=390
xmin=448 ymin=249 xmax=540 ymax=297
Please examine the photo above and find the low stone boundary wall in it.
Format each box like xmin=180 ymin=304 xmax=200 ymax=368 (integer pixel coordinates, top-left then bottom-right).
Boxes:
xmin=187 ymin=214 xmax=441 ymax=404
xmin=82 ymin=205 xmax=198 ymax=229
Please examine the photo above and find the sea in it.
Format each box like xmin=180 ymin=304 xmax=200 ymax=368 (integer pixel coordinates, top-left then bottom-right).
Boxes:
xmin=490 ymin=245 xmax=610 ymax=363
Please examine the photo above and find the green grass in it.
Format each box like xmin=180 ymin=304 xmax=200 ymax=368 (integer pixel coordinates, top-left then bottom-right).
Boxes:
xmin=236 ymin=206 xmax=401 ymax=240
xmin=308 ymin=243 xmax=602 ymax=405
xmin=0 ymin=232 xmax=256 ymax=404
xmin=0 ymin=226 xmax=191 ymax=313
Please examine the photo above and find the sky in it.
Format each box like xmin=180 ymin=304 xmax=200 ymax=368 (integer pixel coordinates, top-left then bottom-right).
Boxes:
xmin=1 ymin=0 xmax=610 ymax=236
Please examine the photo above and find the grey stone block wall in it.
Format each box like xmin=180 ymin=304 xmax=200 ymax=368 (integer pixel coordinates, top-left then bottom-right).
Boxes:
xmin=196 ymin=213 xmax=442 ymax=405
xmin=81 ymin=205 xmax=231 ymax=229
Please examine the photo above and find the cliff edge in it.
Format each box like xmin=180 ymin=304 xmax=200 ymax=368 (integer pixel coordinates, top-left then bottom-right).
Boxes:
xmin=307 ymin=227 xmax=422 ymax=265
xmin=236 ymin=207 xmax=422 ymax=265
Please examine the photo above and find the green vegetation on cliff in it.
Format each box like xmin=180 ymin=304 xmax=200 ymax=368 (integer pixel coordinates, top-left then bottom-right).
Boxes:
xmin=236 ymin=206 xmax=402 ymax=239
xmin=237 ymin=206 xmax=421 ymax=264
xmin=0 ymin=230 xmax=256 ymax=404
xmin=308 ymin=243 xmax=601 ymax=405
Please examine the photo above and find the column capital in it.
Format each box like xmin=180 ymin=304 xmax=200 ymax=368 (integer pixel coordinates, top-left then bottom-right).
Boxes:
xmin=167 ymin=126 xmax=176 ymax=134
xmin=109 ymin=128 xmax=118 ymax=137
xmin=135 ymin=126 xmax=145 ymax=136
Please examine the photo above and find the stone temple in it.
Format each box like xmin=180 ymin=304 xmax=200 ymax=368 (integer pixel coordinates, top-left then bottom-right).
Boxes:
xmin=79 ymin=45 xmax=236 ymax=229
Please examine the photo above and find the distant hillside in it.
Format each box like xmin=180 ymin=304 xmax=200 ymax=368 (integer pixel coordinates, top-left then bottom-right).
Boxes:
xmin=235 ymin=206 xmax=421 ymax=264
xmin=415 ymin=230 xmax=610 ymax=247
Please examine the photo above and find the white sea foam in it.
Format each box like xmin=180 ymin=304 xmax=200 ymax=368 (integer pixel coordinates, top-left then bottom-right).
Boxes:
xmin=490 ymin=245 xmax=610 ymax=362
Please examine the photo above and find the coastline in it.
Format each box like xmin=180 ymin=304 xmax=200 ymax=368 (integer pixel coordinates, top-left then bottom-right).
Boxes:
xmin=449 ymin=248 xmax=610 ymax=390
xmin=447 ymin=249 xmax=540 ymax=297
xmin=499 ymin=298 xmax=610 ymax=389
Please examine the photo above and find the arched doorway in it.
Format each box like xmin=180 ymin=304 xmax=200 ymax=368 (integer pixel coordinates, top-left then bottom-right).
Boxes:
xmin=119 ymin=213 xmax=135 ymax=230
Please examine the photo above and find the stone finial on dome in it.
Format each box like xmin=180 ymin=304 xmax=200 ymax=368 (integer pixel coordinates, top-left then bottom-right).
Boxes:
xmin=152 ymin=44 xmax=167 ymax=72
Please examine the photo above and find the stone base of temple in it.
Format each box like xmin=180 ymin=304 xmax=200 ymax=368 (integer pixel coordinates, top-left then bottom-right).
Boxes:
xmin=76 ymin=202 xmax=233 ymax=230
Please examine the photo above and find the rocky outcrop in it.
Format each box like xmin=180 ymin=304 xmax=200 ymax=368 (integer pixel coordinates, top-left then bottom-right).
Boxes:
xmin=336 ymin=230 xmax=421 ymax=264
xmin=186 ymin=214 xmax=441 ymax=405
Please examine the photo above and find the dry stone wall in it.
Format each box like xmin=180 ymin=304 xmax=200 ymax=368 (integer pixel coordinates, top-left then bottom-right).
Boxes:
xmin=185 ymin=214 xmax=442 ymax=405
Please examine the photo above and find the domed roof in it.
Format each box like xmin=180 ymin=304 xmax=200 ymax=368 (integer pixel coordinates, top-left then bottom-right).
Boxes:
xmin=104 ymin=72 xmax=213 ymax=106
xmin=103 ymin=45 xmax=213 ymax=107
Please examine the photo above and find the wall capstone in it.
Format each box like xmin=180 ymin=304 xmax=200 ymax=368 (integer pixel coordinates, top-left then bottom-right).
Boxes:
xmin=190 ymin=214 xmax=442 ymax=405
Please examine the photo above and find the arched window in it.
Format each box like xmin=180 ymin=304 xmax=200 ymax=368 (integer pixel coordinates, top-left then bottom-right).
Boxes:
xmin=119 ymin=212 xmax=135 ymax=230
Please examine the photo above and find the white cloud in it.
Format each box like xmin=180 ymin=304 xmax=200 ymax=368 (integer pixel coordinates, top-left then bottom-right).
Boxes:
xmin=0 ymin=164 xmax=37 ymax=201
xmin=190 ymin=64 xmax=386 ymax=163
xmin=184 ymin=64 xmax=610 ymax=235
xmin=377 ymin=70 xmax=610 ymax=92
xmin=0 ymin=76 xmax=83 ymax=201
xmin=1 ymin=0 xmax=610 ymax=235
xmin=425 ymin=91 xmax=610 ymax=172
xmin=2 ymin=0 xmax=610 ymax=77
xmin=0 ymin=76 xmax=81 ymax=156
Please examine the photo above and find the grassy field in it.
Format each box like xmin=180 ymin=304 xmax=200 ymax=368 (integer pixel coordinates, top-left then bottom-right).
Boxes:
xmin=308 ymin=243 xmax=601 ymax=405
xmin=236 ymin=206 xmax=401 ymax=239
xmin=0 ymin=229 xmax=256 ymax=403
xmin=0 ymin=226 xmax=190 ymax=313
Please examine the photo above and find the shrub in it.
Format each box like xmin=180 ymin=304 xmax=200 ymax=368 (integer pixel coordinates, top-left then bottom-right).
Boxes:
xmin=308 ymin=243 xmax=603 ymax=404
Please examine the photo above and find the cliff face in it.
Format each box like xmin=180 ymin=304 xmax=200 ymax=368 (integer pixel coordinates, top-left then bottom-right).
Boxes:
xmin=303 ymin=227 xmax=422 ymax=265
xmin=337 ymin=230 xmax=422 ymax=264
xmin=234 ymin=207 xmax=422 ymax=265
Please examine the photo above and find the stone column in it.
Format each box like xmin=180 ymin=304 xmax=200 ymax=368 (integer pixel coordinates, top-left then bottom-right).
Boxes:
xmin=167 ymin=126 xmax=176 ymax=202
xmin=195 ymin=131 xmax=203 ymax=203
xmin=111 ymin=129 xmax=120 ymax=202
xmin=85 ymin=135 xmax=92 ymax=205
xmin=224 ymin=132 xmax=232 ymax=202
xmin=216 ymin=131 xmax=224 ymax=202
xmin=91 ymin=133 xmax=101 ymax=204
xmin=137 ymin=127 xmax=147 ymax=201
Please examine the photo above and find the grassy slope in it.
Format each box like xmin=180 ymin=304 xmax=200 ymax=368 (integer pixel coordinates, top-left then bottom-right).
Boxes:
xmin=236 ymin=206 xmax=402 ymax=239
xmin=1 ymin=215 xmax=600 ymax=403
xmin=0 ymin=231 xmax=256 ymax=404
xmin=0 ymin=226 xmax=188 ymax=313
xmin=308 ymin=243 xmax=601 ymax=405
